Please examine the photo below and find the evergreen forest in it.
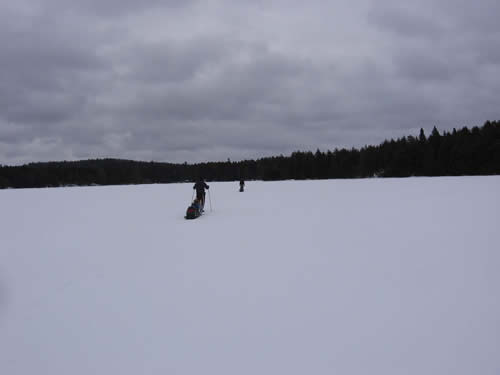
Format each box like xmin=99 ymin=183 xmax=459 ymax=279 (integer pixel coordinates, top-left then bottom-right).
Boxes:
xmin=1 ymin=120 xmax=499 ymax=189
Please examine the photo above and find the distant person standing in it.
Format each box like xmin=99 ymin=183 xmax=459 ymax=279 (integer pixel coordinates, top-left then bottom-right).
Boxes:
xmin=193 ymin=178 xmax=209 ymax=210
xmin=239 ymin=179 xmax=245 ymax=192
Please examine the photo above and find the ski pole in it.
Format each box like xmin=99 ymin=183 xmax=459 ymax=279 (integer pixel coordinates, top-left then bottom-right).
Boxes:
xmin=191 ymin=189 xmax=195 ymax=201
xmin=208 ymin=189 xmax=212 ymax=211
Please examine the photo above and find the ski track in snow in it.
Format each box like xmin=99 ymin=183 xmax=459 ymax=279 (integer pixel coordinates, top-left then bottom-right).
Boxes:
xmin=1 ymin=177 xmax=499 ymax=375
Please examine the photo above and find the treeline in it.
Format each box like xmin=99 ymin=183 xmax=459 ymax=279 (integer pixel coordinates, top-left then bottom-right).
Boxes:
xmin=1 ymin=120 xmax=499 ymax=189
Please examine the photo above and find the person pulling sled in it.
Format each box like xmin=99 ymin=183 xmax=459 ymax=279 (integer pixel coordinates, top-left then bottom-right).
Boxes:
xmin=193 ymin=178 xmax=209 ymax=211
xmin=239 ymin=179 xmax=245 ymax=192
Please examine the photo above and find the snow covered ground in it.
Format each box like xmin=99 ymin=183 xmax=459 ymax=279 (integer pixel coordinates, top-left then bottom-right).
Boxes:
xmin=1 ymin=177 xmax=499 ymax=375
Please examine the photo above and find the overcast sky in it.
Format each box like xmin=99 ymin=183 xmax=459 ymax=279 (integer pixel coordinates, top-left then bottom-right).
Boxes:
xmin=1 ymin=0 xmax=499 ymax=165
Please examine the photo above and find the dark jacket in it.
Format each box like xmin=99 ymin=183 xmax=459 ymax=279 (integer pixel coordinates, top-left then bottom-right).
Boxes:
xmin=193 ymin=181 xmax=209 ymax=194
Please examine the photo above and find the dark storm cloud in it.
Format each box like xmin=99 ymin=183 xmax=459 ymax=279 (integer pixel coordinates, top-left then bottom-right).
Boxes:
xmin=0 ymin=0 xmax=499 ymax=165
xmin=118 ymin=43 xmax=310 ymax=124
xmin=0 ymin=3 xmax=108 ymax=129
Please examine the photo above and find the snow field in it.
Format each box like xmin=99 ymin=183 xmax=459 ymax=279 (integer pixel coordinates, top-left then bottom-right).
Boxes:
xmin=1 ymin=177 xmax=499 ymax=374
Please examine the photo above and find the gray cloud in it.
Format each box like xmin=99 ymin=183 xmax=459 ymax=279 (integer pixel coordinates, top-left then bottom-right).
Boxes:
xmin=368 ymin=7 xmax=443 ymax=39
xmin=395 ymin=54 xmax=454 ymax=83
xmin=45 ymin=0 xmax=197 ymax=18
xmin=439 ymin=0 xmax=500 ymax=33
xmin=0 ymin=0 xmax=499 ymax=165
